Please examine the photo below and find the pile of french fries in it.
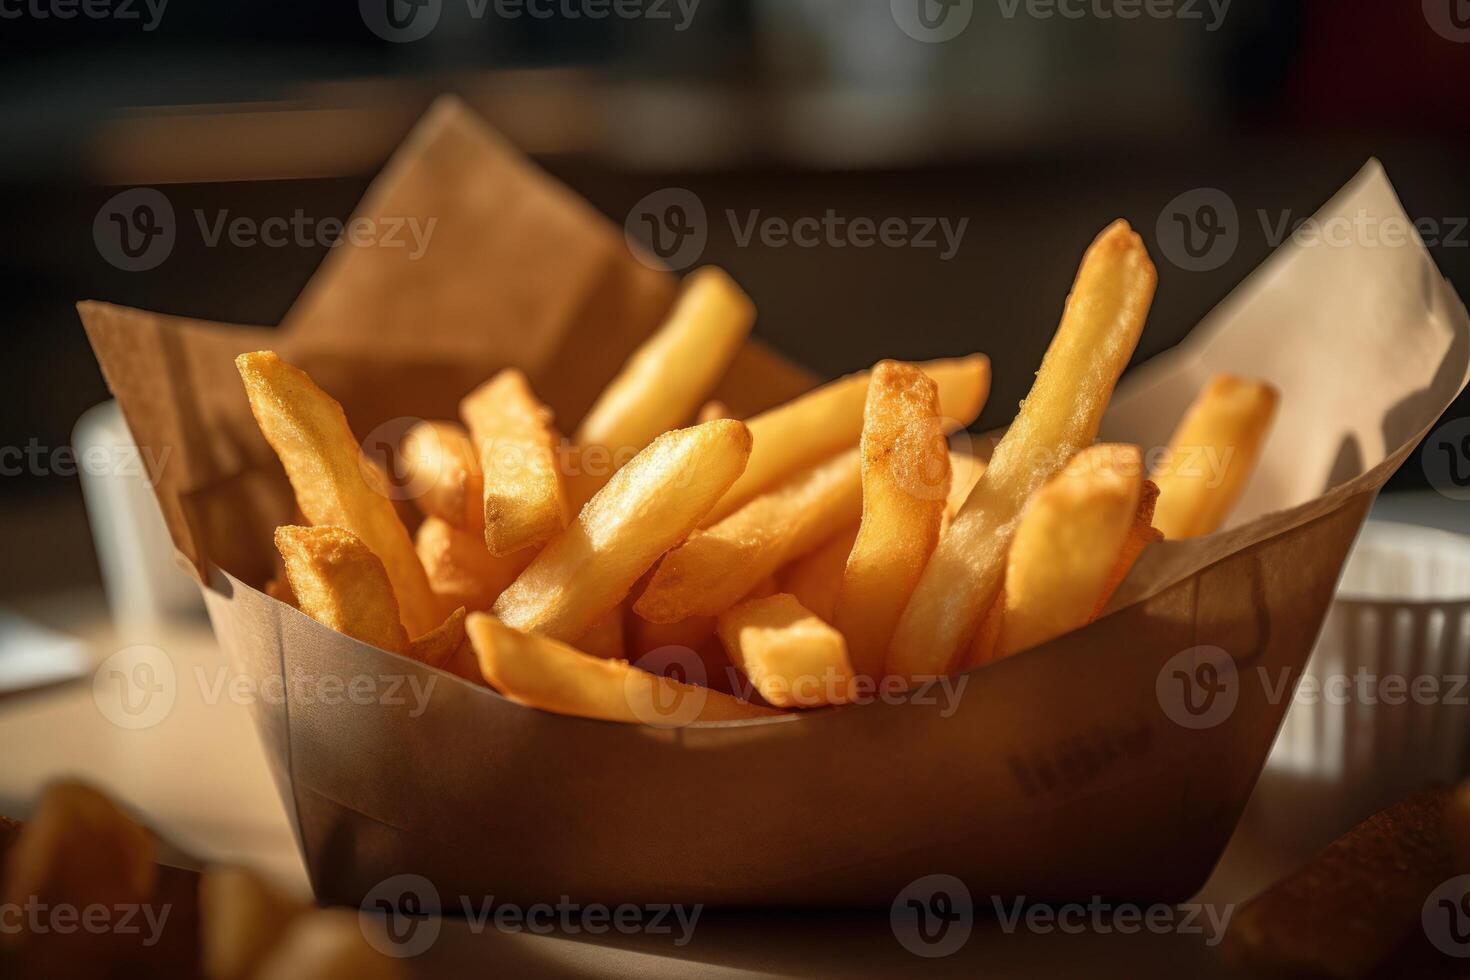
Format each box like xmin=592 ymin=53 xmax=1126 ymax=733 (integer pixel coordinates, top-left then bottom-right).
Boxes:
xmin=238 ymin=222 xmax=1279 ymax=724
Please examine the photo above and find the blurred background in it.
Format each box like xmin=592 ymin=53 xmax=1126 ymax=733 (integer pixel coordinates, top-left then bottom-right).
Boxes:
xmin=1 ymin=0 xmax=1468 ymax=599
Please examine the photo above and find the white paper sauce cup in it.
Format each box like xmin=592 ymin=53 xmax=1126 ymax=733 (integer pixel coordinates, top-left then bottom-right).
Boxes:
xmin=1251 ymin=519 xmax=1470 ymax=851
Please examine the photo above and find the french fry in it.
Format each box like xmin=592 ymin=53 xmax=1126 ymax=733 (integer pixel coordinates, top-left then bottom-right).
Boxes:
xmin=401 ymin=420 xmax=482 ymax=530
xmin=628 ymin=576 xmax=777 ymax=666
xmin=703 ymin=355 xmax=990 ymax=525
xmin=1150 ymin=374 xmax=1279 ymax=539
xmin=275 ymin=525 xmax=408 ymax=655
xmin=745 ymin=575 xmax=779 ymax=602
xmin=630 ymin=611 xmax=717 ymax=659
xmin=237 ymin=351 xmax=440 ymax=636
xmin=1 ymin=781 xmax=157 ymax=947
xmin=1091 ymin=479 xmax=1161 ymax=618
xmin=492 ymin=420 xmax=752 ymax=642
xmin=460 ymin=369 xmax=568 ymax=557
xmin=253 ymin=910 xmax=403 ymax=980
xmin=199 ymin=866 xmax=305 ymax=980
xmin=635 ymin=449 xmax=863 ymax=623
xmin=777 ymin=524 xmax=858 ymax=624
xmin=264 ymin=575 xmax=296 ymax=607
xmin=1223 ymin=786 xmax=1451 ymax=978
xmin=467 ymin=613 xmax=777 ymax=723
xmin=834 ymin=361 xmax=950 ymax=681
xmin=440 ymin=641 xmax=488 ymax=687
xmin=887 ymin=220 xmax=1156 ymax=679
xmin=414 ymin=516 xmax=532 ymax=615
xmin=717 ymin=593 xmax=853 ymax=708
xmin=965 ymin=595 xmax=1005 ymax=668
xmin=994 ymin=444 xmax=1143 ymax=659
xmin=572 ymin=267 xmax=754 ymax=504
xmin=406 ymin=606 xmax=468 ymax=669
xmin=697 ymin=400 xmax=732 ymax=423
xmin=946 ymin=450 xmax=987 ymax=524
xmin=579 ymin=603 xmax=627 ymax=660
xmin=966 ymin=469 xmax=1157 ymax=670
xmin=628 ymin=615 xmax=737 ymax=693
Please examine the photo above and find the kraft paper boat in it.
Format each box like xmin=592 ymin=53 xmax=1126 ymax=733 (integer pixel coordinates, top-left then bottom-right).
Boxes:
xmin=79 ymin=97 xmax=1470 ymax=908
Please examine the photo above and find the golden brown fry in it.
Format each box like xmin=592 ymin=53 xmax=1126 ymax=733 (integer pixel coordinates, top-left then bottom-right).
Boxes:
xmin=275 ymin=525 xmax=408 ymax=655
xmin=887 ymin=221 xmax=1156 ymax=679
xmin=460 ymin=369 xmax=568 ymax=557
xmin=995 ymin=444 xmax=1143 ymax=659
xmin=440 ymin=641 xmax=488 ymax=687
xmin=578 ymin=603 xmax=627 ymax=660
xmin=200 ymin=866 xmax=305 ymax=980
xmin=406 ymin=606 xmax=468 ymax=669
xmin=834 ymin=361 xmax=950 ymax=681
xmin=777 ymin=524 xmax=858 ymax=624
xmin=237 ymin=351 xmax=439 ymax=636
xmin=630 ymin=611 xmax=716 ymax=660
xmin=636 ymin=449 xmax=862 ymax=623
xmin=697 ymin=400 xmax=733 ymax=423
xmin=254 ymin=910 xmax=403 ymax=980
xmin=1150 ymin=374 xmax=1279 ymax=539
xmin=717 ymin=593 xmax=853 ymax=708
xmin=401 ymin=420 xmax=482 ymax=530
xmin=628 ymin=576 xmax=776 ymax=664
xmin=264 ymin=575 xmax=296 ymax=608
xmin=414 ymin=516 xmax=532 ymax=616
xmin=1091 ymin=479 xmax=1161 ymax=618
xmin=703 ymin=355 xmax=990 ymax=525
xmin=1 ymin=781 xmax=156 ymax=946
xmin=945 ymin=450 xmax=987 ymax=524
xmin=573 ymin=267 xmax=753 ymax=494
xmin=1223 ymin=787 xmax=1450 ymax=979
xmin=493 ymin=420 xmax=752 ymax=642
xmin=965 ymin=594 xmax=1005 ymax=668
xmin=467 ymin=613 xmax=777 ymax=723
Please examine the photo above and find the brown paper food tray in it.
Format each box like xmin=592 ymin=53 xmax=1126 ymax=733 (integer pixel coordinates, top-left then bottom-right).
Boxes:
xmin=79 ymin=98 xmax=1470 ymax=908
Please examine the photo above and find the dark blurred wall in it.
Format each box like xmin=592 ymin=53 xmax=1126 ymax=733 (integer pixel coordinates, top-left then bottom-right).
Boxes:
xmin=1 ymin=0 xmax=1467 ymax=594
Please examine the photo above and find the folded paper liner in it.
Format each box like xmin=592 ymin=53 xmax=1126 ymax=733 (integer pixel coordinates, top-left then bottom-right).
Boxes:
xmin=80 ymin=97 xmax=1470 ymax=908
